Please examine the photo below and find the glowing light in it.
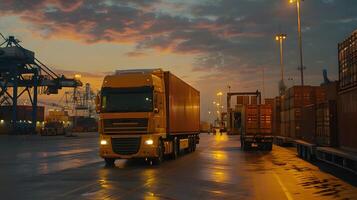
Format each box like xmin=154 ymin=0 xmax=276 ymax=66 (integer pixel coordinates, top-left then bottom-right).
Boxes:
xmin=74 ymin=74 xmax=81 ymax=80
xmin=100 ymin=140 xmax=108 ymax=145
xmin=145 ymin=139 xmax=154 ymax=145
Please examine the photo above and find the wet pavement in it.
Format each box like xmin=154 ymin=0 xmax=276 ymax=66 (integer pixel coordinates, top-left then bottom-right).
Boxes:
xmin=0 ymin=133 xmax=356 ymax=200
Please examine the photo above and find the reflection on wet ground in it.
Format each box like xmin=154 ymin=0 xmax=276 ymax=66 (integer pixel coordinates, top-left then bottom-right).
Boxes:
xmin=0 ymin=133 xmax=356 ymax=199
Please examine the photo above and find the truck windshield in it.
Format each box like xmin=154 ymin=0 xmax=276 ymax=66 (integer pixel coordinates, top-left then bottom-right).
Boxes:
xmin=101 ymin=86 xmax=153 ymax=112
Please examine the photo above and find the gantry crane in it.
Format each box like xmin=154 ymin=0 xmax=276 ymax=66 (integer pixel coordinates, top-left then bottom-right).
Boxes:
xmin=0 ymin=34 xmax=82 ymax=134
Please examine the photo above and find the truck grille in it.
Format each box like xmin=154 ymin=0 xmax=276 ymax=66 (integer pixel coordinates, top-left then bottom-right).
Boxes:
xmin=111 ymin=137 xmax=141 ymax=155
xmin=103 ymin=118 xmax=148 ymax=134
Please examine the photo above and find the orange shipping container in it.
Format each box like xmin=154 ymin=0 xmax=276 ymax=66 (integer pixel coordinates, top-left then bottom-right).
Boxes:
xmin=164 ymin=72 xmax=200 ymax=134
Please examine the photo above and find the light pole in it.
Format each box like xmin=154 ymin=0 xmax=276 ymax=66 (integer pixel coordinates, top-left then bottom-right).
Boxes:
xmin=290 ymin=0 xmax=305 ymax=86
xmin=275 ymin=33 xmax=287 ymax=95
xmin=290 ymin=0 xmax=305 ymax=139
xmin=216 ymin=92 xmax=223 ymax=123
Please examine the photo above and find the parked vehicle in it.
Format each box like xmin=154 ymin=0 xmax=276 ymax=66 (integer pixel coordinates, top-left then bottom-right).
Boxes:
xmin=41 ymin=121 xmax=66 ymax=136
xmin=96 ymin=69 xmax=200 ymax=165
xmin=240 ymin=104 xmax=273 ymax=151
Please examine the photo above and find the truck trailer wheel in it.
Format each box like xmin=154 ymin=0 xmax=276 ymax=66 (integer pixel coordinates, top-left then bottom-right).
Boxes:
xmin=192 ymin=137 xmax=197 ymax=152
xmin=170 ymin=138 xmax=179 ymax=160
xmin=186 ymin=137 xmax=193 ymax=153
xmin=104 ymin=158 xmax=115 ymax=166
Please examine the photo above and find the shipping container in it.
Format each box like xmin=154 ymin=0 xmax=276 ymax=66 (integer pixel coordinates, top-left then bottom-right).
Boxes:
xmin=301 ymin=104 xmax=316 ymax=143
xmin=244 ymin=104 xmax=272 ymax=135
xmin=316 ymin=101 xmax=338 ymax=147
xmin=241 ymin=104 xmax=273 ymax=151
xmin=265 ymin=98 xmax=274 ymax=106
xmin=338 ymin=87 xmax=357 ymax=152
xmin=322 ymin=81 xmax=338 ymax=101
xmin=338 ymin=29 xmax=357 ymax=91
xmin=164 ymin=72 xmax=200 ymax=134
xmin=260 ymin=104 xmax=272 ymax=134
xmin=245 ymin=105 xmax=259 ymax=134
xmin=0 ymin=105 xmax=44 ymax=122
xmin=315 ymin=87 xmax=327 ymax=104
xmin=272 ymin=97 xmax=281 ymax=136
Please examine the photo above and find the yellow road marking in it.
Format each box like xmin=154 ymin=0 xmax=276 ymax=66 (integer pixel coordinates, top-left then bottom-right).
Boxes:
xmin=273 ymin=173 xmax=294 ymax=200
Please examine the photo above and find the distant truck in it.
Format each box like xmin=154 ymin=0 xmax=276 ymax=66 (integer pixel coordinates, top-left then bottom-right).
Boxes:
xmin=227 ymin=92 xmax=273 ymax=151
xmin=96 ymin=69 xmax=200 ymax=165
xmin=40 ymin=121 xmax=66 ymax=136
xmin=240 ymin=104 xmax=273 ymax=151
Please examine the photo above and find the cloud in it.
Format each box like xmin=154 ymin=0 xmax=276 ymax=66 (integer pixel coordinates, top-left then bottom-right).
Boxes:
xmin=126 ymin=51 xmax=147 ymax=57
xmin=1 ymin=0 xmax=357 ymax=117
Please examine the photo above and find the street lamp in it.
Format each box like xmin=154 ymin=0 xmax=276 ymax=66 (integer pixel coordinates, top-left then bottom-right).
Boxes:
xmin=290 ymin=0 xmax=305 ymax=86
xmin=275 ymin=33 xmax=287 ymax=95
xmin=216 ymin=92 xmax=223 ymax=110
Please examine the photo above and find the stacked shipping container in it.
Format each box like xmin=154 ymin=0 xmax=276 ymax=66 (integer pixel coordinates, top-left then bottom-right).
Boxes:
xmin=279 ymin=86 xmax=321 ymax=139
xmin=272 ymin=96 xmax=281 ymax=136
xmin=338 ymin=29 xmax=357 ymax=152
xmin=0 ymin=105 xmax=44 ymax=122
xmin=315 ymin=101 xmax=338 ymax=147
xmin=0 ymin=105 xmax=45 ymax=134
xmin=275 ymin=82 xmax=340 ymax=148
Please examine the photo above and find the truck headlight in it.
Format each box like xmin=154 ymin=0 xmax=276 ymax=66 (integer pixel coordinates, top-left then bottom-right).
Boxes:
xmin=145 ymin=139 xmax=154 ymax=145
xmin=100 ymin=140 xmax=108 ymax=145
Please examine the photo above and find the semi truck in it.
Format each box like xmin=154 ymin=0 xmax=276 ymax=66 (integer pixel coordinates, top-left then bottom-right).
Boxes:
xmin=227 ymin=91 xmax=273 ymax=151
xmin=96 ymin=69 xmax=200 ymax=165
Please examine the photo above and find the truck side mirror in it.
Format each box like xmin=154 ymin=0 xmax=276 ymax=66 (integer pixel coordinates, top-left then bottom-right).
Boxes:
xmin=95 ymin=94 xmax=101 ymax=113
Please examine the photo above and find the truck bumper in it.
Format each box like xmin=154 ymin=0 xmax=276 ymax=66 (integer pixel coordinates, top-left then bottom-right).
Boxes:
xmin=242 ymin=135 xmax=273 ymax=143
xmin=99 ymin=134 xmax=162 ymax=159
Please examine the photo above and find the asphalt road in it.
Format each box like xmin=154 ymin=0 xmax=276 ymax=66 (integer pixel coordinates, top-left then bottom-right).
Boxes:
xmin=0 ymin=133 xmax=356 ymax=200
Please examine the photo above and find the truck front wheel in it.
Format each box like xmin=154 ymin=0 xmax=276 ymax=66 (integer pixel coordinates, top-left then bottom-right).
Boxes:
xmin=153 ymin=140 xmax=164 ymax=165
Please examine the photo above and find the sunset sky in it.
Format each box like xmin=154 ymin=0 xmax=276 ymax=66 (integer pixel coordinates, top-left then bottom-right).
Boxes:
xmin=0 ymin=0 xmax=356 ymax=120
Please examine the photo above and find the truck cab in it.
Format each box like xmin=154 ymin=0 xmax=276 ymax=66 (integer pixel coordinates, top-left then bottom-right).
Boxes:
xmin=97 ymin=69 xmax=200 ymax=165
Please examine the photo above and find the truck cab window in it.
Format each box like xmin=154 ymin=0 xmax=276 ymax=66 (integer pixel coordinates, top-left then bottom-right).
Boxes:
xmin=101 ymin=86 xmax=154 ymax=113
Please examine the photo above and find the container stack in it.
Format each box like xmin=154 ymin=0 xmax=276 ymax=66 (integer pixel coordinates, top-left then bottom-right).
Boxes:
xmin=0 ymin=105 xmax=45 ymax=134
xmin=279 ymin=86 xmax=317 ymax=139
xmin=272 ymin=96 xmax=281 ymax=136
xmin=337 ymin=29 xmax=357 ymax=152
xmin=315 ymin=100 xmax=338 ymax=147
